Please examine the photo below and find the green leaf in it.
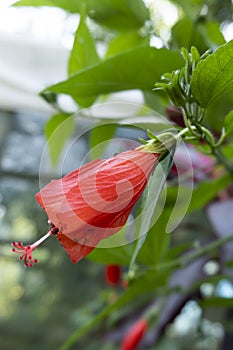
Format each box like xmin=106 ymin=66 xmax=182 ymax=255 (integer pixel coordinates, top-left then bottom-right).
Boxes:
xmin=200 ymin=297 xmax=233 ymax=308
xmin=191 ymin=40 xmax=233 ymax=107
xmin=171 ymin=17 xmax=225 ymax=53
xmin=45 ymin=113 xmax=75 ymax=167
xmin=137 ymin=200 xmax=171 ymax=266
xmin=222 ymin=144 xmax=233 ymax=160
xmin=204 ymin=21 xmax=225 ymax=47
xmin=130 ymin=149 xmax=175 ymax=269
xmin=106 ymin=31 xmax=149 ymax=58
xmin=88 ymin=243 xmax=133 ymax=265
xmin=171 ymin=17 xmax=194 ymax=50
xmin=42 ymin=46 xmax=184 ymax=101
xmin=14 ymin=0 xmax=149 ymax=30
xmin=68 ymin=11 xmax=99 ymax=75
xmin=89 ymin=124 xmax=117 ymax=160
xmin=204 ymin=90 xmax=233 ymax=131
xmin=68 ymin=8 xmax=100 ymax=107
xmin=165 ymin=243 xmax=192 ymax=261
xmin=88 ymin=223 xmax=134 ymax=265
xmin=187 ymin=174 xmax=232 ymax=214
xmin=224 ymin=110 xmax=233 ymax=136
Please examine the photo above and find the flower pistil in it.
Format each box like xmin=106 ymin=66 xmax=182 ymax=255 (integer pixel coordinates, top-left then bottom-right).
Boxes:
xmin=11 ymin=224 xmax=58 ymax=267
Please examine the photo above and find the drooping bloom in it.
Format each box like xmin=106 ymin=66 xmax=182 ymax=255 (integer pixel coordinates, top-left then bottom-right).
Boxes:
xmin=105 ymin=264 xmax=122 ymax=286
xmin=121 ymin=318 xmax=148 ymax=350
xmin=12 ymin=133 xmax=176 ymax=267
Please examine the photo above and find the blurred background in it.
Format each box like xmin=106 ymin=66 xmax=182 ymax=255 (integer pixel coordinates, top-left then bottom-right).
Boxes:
xmin=0 ymin=2 xmax=104 ymax=349
xmin=0 ymin=0 xmax=233 ymax=349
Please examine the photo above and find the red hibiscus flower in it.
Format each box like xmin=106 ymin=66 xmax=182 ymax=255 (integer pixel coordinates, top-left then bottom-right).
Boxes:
xmin=121 ymin=318 xmax=148 ymax=350
xmin=11 ymin=133 xmax=175 ymax=267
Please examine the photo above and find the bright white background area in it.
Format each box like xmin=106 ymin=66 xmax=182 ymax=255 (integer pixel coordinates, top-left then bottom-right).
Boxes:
xmin=0 ymin=0 xmax=232 ymax=113
xmin=0 ymin=1 xmax=75 ymax=112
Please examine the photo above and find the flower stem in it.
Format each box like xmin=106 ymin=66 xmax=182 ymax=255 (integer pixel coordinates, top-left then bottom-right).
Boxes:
xmin=158 ymin=232 xmax=233 ymax=272
xmin=211 ymin=147 xmax=233 ymax=175
xmin=180 ymin=232 xmax=233 ymax=266
xmin=177 ymin=121 xmax=233 ymax=176
xmin=177 ymin=126 xmax=197 ymax=138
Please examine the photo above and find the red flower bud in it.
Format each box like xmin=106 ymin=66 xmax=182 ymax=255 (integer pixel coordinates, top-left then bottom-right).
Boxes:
xmin=105 ymin=264 xmax=122 ymax=286
xmin=121 ymin=318 xmax=148 ymax=350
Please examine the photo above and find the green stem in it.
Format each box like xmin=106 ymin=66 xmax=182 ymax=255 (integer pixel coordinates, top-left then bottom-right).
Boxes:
xmin=198 ymin=107 xmax=205 ymax=123
xmin=158 ymin=232 xmax=233 ymax=272
xmin=177 ymin=125 xmax=198 ymax=139
xmin=182 ymin=107 xmax=199 ymax=137
xmin=181 ymin=232 xmax=233 ymax=266
xmin=200 ymin=126 xmax=216 ymax=147
xmin=179 ymin=107 xmax=232 ymax=174
xmin=211 ymin=147 xmax=233 ymax=175
xmin=213 ymin=129 xmax=226 ymax=148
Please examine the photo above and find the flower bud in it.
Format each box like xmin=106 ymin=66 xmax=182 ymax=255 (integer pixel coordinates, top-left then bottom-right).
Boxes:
xmin=121 ymin=318 xmax=148 ymax=350
xmin=105 ymin=264 xmax=122 ymax=286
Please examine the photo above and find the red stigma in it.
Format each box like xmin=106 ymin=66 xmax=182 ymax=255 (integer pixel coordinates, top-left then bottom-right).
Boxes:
xmin=11 ymin=227 xmax=57 ymax=268
xmin=11 ymin=241 xmax=38 ymax=268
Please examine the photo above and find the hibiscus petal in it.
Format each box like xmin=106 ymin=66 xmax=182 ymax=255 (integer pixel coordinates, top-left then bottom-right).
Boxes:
xmin=56 ymin=232 xmax=94 ymax=263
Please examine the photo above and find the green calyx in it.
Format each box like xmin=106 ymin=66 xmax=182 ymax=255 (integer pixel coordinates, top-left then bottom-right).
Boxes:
xmin=137 ymin=131 xmax=177 ymax=156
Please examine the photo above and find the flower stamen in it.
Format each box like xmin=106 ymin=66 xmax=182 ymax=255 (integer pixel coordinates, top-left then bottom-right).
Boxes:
xmin=11 ymin=226 xmax=58 ymax=268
